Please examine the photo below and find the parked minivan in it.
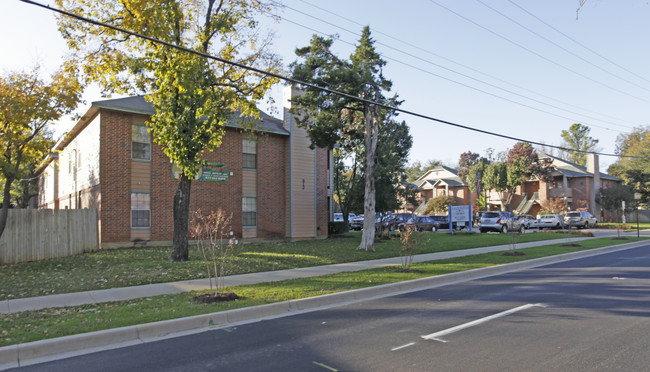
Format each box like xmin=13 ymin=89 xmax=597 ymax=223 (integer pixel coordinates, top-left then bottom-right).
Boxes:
xmin=565 ymin=211 xmax=597 ymax=229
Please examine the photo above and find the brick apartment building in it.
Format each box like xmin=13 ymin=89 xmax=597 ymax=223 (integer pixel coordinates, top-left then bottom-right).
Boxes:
xmin=37 ymin=87 xmax=333 ymax=248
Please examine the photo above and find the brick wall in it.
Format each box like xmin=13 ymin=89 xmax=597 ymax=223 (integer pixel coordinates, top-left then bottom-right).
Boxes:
xmin=96 ymin=109 xmax=324 ymax=244
xmin=257 ymin=134 xmax=287 ymax=239
xmin=99 ymin=111 xmax=138 ymax=242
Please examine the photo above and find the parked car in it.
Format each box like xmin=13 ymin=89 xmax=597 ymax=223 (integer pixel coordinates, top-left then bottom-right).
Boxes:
xmin=383 ymin=213 xmax=414 ymax=231
xmin=479 ymin=211 xmax=523 ymax=233
xmin=349 ymin=214 xmax=365 ymax=230
xmin=400 ymin=215 xmax=441 ymax=232
xmin=564 ymin=211 xmax=597 ymax=229
xmin=429 ymin=215 xmax=462 ymax=231
xmin=537 ymin=214 xmax=565 ymax=229
xmin=518 ymin=214 xmax=539 ymax=229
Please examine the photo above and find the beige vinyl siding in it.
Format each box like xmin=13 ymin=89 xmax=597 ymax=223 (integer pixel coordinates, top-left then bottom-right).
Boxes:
xmin=242 ymin=170 xmax=257 ymax=196
xmin=290 ymin=125 xmax=316 ymax=238
xmin=131 ymin=161 xmax=151 ymax=191
xmin=242 ymin=227 xmax=257 ymax=239
xmin=130 ymin=229 xmax=151 ymax=241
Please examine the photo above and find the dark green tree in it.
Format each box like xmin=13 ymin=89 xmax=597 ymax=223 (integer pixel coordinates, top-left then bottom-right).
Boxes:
xmin=608 ymin=126 xmax=650 ymax=204
xmin=290 ymin=27 xmax=401 ymax=251
xmin=597 ymin=183 xmax=636 ymax=222
xmin=560 ymin=123 xmax=599 ymax=166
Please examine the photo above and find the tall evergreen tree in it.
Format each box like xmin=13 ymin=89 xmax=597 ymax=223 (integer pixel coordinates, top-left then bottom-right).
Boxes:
xmin=290 ymin=27 xmax=402 ymax=251
xmin=560 ymin=123 xmax=599 ymax=166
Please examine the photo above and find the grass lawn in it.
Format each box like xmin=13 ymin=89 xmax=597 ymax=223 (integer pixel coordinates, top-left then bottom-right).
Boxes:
xmin=0 ymin=231 xmax=579 ymax=299
xmin=1 ymin=236 xmax=646 ymax=347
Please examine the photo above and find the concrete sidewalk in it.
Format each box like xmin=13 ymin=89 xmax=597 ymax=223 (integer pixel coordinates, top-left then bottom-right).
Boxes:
xmin=0 ymin=235 xmax=599 ymax=314
xmin=1 ymin=234 xmax=648 ymax=370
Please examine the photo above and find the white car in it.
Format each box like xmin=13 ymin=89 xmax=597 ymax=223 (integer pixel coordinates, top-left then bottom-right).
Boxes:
xmin=537 ymin=214 xmax=564 ymax=229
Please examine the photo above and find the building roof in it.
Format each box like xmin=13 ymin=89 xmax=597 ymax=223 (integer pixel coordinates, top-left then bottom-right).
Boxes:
xmin=541 ymin=153 xmax=622 ymax=182
xmin=414 ymin=165 xmax=468 ymax=189
xmin=93 ymin=95 xmax=289 ymax=136
xmin=36 ymin=95 xmax=289 ymax=175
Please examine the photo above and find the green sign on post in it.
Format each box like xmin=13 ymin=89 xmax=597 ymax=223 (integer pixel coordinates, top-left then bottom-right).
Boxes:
xmin=172 ymin=162 xmax=229 ymax=182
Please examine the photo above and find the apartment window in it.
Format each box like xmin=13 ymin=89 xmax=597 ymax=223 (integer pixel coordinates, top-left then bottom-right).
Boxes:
xmin=131 ymin=193 xmax=150 ymax=228
xmin=132 ymin=124 xmax=151 ymax=160
xmin=242 ymin=196 xmax=257 ymax=227
xmin=242 ymin=137 xmax=257 ymax=169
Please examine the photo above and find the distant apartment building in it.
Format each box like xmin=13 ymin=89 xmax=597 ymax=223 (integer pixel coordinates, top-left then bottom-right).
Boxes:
xmin=410 ymin=154 xmax=621 ymax=220
xmin=37 ymin=87 xmax=333 ymax=248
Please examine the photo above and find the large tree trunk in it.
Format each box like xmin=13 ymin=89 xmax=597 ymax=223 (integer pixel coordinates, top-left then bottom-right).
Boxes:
xmin=359 ymin=102 xmax=379 ymax=251
xmin=170 ymin=173 xmax=192 ymax=262
xmin=0 ymin=177 xmax=14 ymax=240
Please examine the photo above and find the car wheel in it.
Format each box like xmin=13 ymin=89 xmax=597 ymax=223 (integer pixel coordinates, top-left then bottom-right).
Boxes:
xmin=555 ymin=223 xmax=560 ymax=229
xmin=432 ymin=226 xmax=437 ymax=232
xmin=501 ymin=225 xmax=508 ymax=233
xmin=519 ymin=225 xmax=525 ymax=233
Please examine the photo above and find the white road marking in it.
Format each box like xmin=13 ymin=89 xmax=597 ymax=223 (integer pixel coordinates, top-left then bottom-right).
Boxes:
xmin=421 ymin=303 xmax=546 ymax=342
xmin=391 ymin=342 xmax=416 ymax=351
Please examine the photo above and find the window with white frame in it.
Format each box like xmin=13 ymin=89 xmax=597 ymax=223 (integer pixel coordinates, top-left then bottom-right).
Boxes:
xmin=242 ymin=196 xmax=257 ymax=227
xmin=132 ymin=124 xmax=151 ymax=160
xmin=242 ymin=137 xmax=257 ymax=169
xmin=131 ymin=192 xmax=150 ymax=228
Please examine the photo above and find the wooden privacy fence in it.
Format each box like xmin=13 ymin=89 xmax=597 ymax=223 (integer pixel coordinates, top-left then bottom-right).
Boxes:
xmin=0 ymin=209 xmax=99 ymax=264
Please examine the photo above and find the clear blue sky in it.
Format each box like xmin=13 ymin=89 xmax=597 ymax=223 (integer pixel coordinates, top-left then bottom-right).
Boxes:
xmin=2 ymin=0 xmax=649 ymax=172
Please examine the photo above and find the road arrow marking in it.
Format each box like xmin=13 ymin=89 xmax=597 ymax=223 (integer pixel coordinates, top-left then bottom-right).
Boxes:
xmin=421 ymin=303 xmax=546 ymax=342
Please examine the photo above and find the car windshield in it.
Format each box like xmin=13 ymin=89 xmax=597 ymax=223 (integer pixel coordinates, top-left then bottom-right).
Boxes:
xmin=541 ymin=215 xmax=555 ymax=219
xmin=482 ymin=212 xmax=500 ymax=218
xmin=567 ymin=212 xmax=580 ymax=217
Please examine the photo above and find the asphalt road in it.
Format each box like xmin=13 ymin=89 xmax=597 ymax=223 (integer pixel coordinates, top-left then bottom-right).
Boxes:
xmin=14 ymin=243 xmax=650 ymax=372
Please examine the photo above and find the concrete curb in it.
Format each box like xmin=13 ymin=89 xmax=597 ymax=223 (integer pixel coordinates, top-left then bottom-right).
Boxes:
xmin=1 ymin=239 xmax=647 ymax=370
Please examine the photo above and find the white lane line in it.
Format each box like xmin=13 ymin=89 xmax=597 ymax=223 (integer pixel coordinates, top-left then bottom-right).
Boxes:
xmin=421 ymin=303 xmax=546 ymax=342
xmin=391 ymin=342 xmax=416 ymax=351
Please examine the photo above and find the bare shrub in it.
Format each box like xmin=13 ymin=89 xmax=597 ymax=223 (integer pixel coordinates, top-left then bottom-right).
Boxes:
xmin=190 ymin=209 xmax=238 ymax=299
xmin=398 ymin=225 xmax=419 ymax=270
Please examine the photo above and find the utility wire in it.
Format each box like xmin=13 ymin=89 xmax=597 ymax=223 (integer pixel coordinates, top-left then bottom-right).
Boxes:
xmin=284 ymin=13 xmax=615 ymax=132
xmin=428 ymin=0 xmax=650 ymax=105
xmin=19 ymin=0 xmax=648 ymax=159
xmin=475 ymin=0 xmax=650 ymax=94
xmin=506 ymin=0 xmax=650 ymax=86
xmin=280 ymin=10 xmax=625 ymax=132
xmin=292 ymin=0 xmax=641 ymax=129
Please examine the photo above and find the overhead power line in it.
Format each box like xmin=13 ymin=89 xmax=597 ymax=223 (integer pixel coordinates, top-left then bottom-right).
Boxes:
xmin=281 ymin=5 xmax=635 ymax=131
xmin=292 ymin=0 xmax=642 ymax=129
xmin=19 ymin=0 xmax=648 ymax=160
xmin=475 ymin=0 xmax=650 ymax=94
xmin=427 ymin=0 xmax=650 ymax=105
xmin=506 ymin=0 xmax=650 ymax=86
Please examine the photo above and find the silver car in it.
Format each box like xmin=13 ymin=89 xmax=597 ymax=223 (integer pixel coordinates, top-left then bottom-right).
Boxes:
xmin=479 ymin=211 xmax=523 ymax=233
xmin=564 ymin=211 xmax=597 ymax=229
xmin=518 ymin=214 xmax=539 ymax=229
